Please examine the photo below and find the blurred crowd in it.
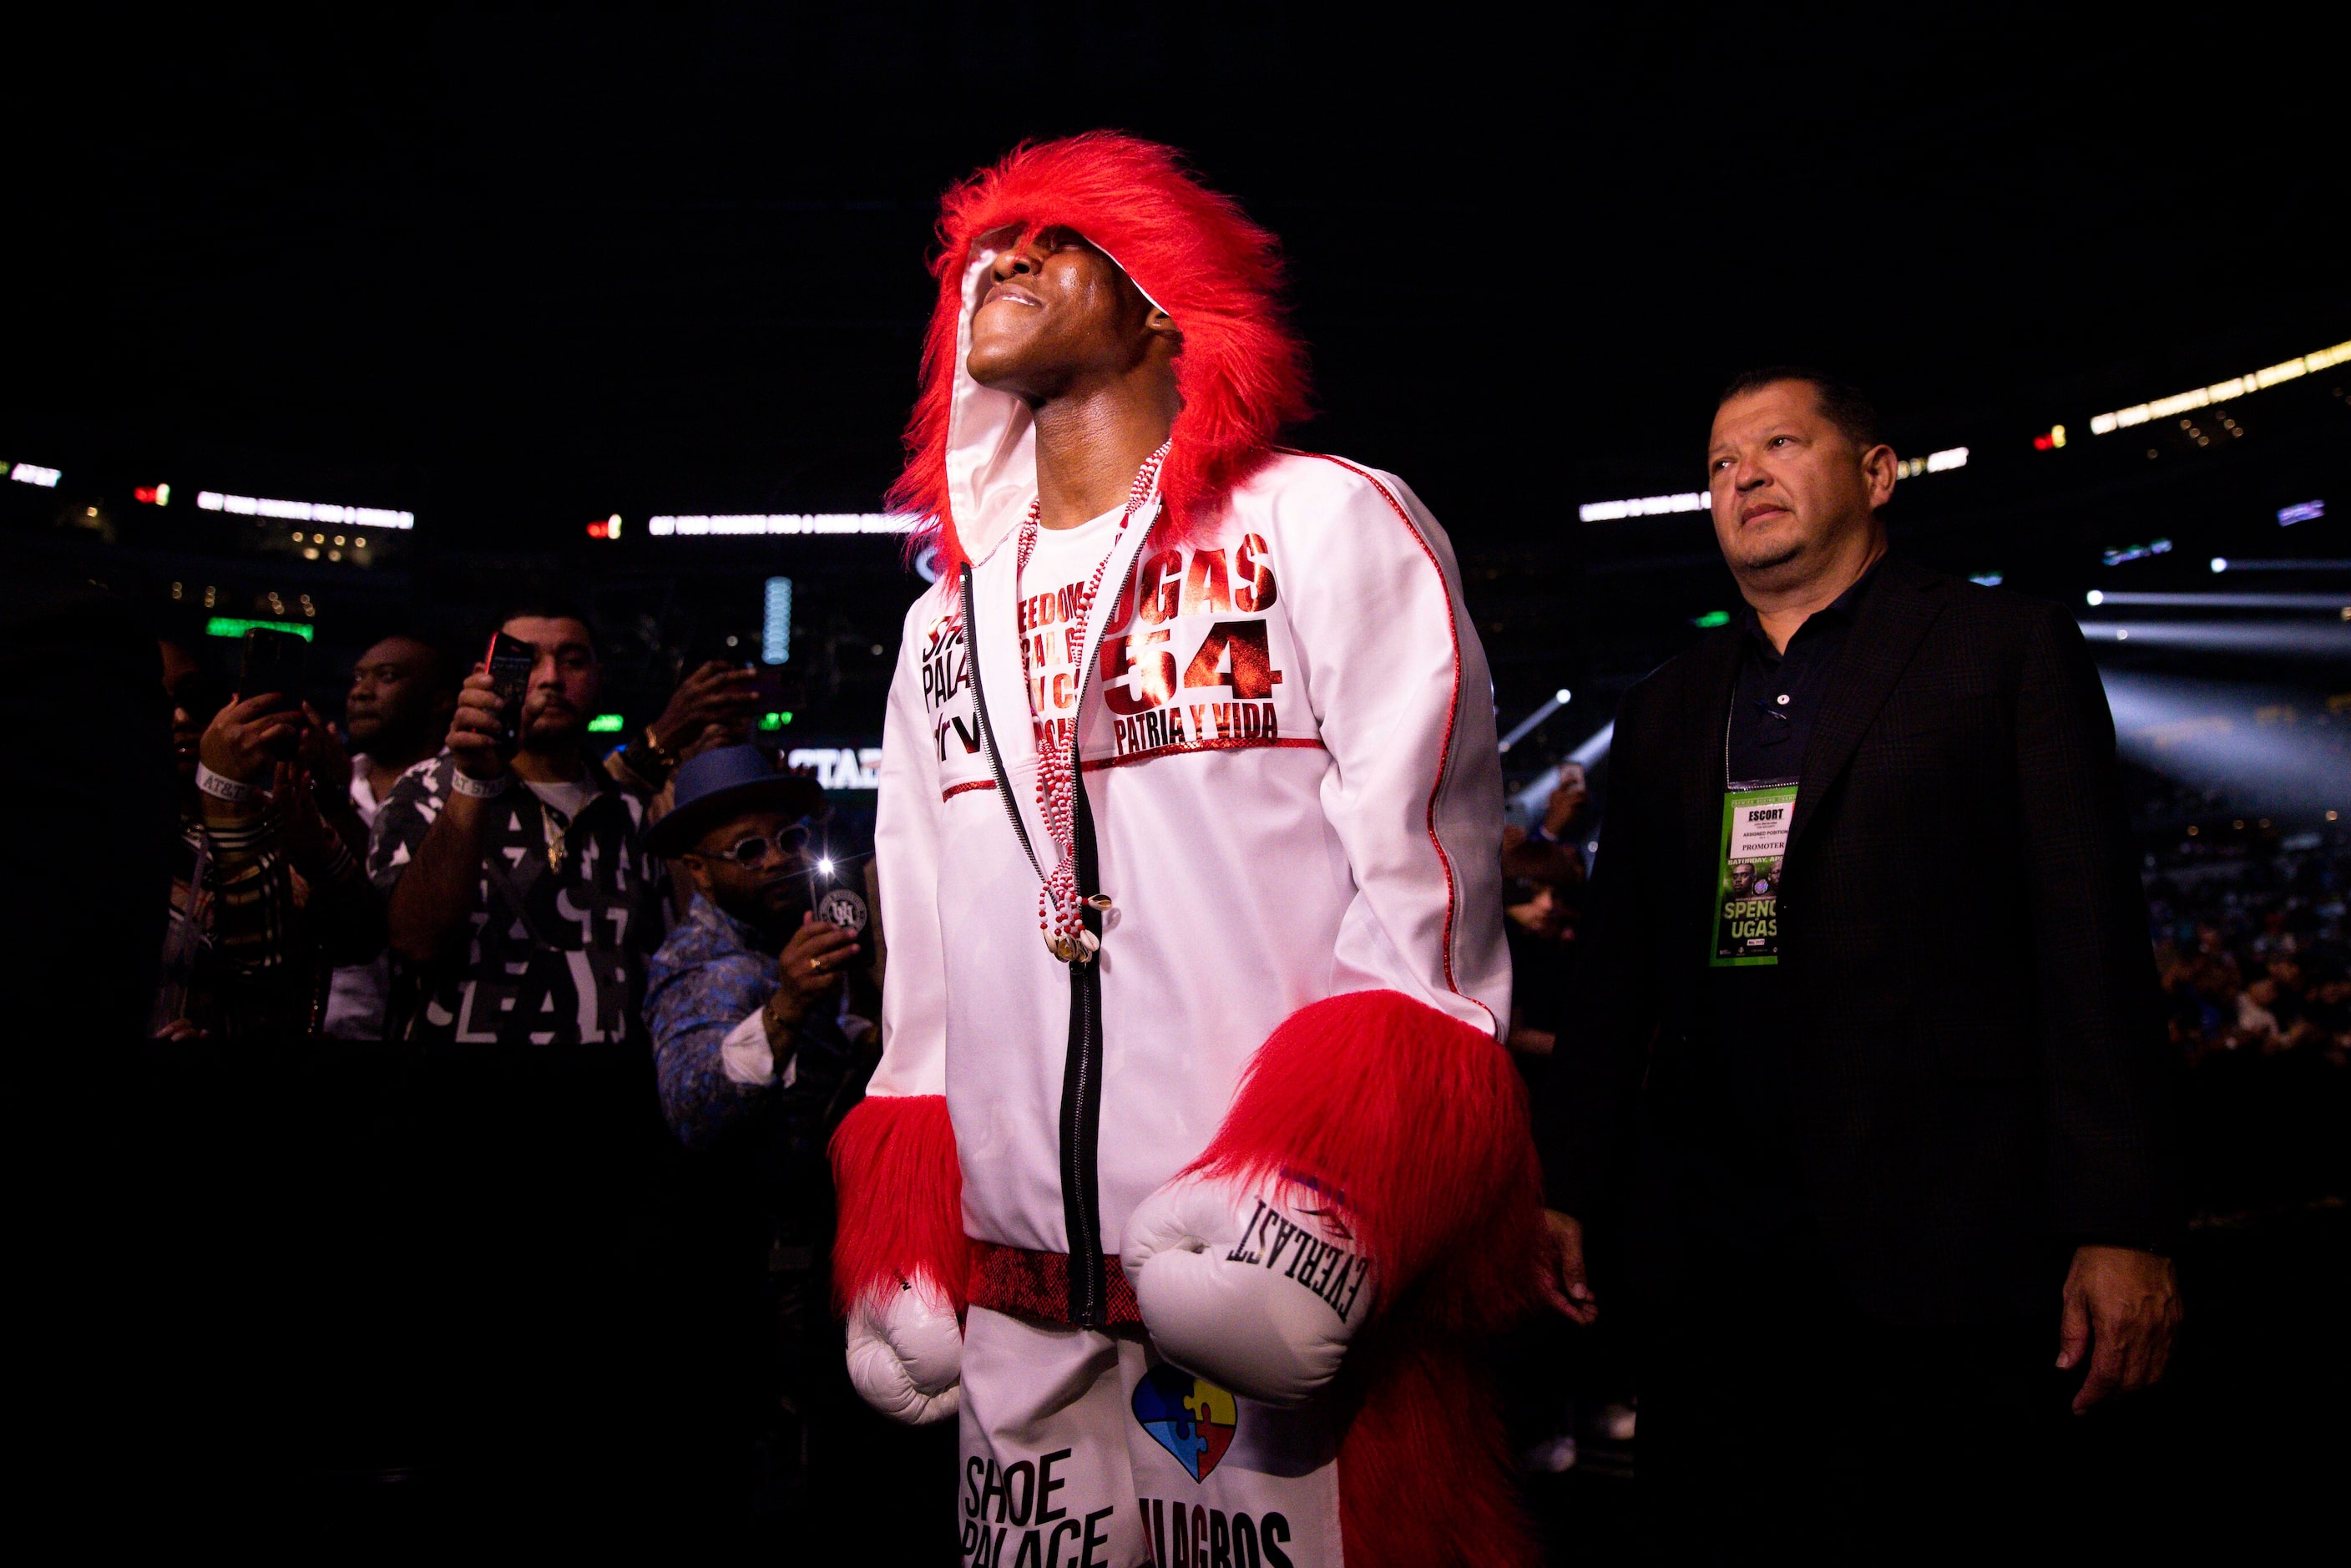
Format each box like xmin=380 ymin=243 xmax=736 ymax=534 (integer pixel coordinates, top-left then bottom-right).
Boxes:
xmin=2146 ymin=826 xmax=2351 ymax=1214
xmin=128 ymin=595 xmax=933 ymax=1540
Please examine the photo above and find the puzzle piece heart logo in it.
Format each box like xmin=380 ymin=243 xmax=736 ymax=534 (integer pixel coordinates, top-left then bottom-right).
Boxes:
xmin=1131 ymin=1363 xmax=1237 ymax=1483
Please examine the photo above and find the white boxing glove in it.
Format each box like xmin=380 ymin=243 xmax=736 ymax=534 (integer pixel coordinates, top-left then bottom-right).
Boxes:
xmin=1120 ymin=1172 xmax=1376 ymax=1408
xmin=846 ymin=1278 xmax=963 ymax=1426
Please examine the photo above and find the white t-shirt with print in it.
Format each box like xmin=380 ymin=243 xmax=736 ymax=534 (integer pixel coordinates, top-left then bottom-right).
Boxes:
xmin=1016 ymin=503 xmax=1124 ymax=754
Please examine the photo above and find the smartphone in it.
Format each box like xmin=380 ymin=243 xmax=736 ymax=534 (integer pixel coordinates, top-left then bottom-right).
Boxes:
xmin=484 ymin=631 xmax=538 ymax=749
xmin=811 ymin=862 xmax=875 ymax=969
xmin=237 ymin=627 xmax=309 ymax=706
xmin=238 ymin=628 xmax=310 ymax=759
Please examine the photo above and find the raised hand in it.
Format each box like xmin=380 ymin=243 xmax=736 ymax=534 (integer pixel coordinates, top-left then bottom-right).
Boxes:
xmin=200 ymin=694 xmax=306 ymax=787
xmin=447 ymin=669 xmax=511 ymax=780
xmin=652 ymin=660 xmax=763 ymax=753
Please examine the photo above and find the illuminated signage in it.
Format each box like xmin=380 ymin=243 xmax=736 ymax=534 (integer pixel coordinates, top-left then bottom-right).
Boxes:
xmin=786 ymin=746 xmax=882 ymax=790
xmin=197 ymin=490 xmax=415 ymax=530
xmin=2101 ymin=539 xmax=2172 ymax=567
xmin=586 ymin=513 xmax=623 ymax=540
xmin=758 ymin=711 xmax=793 ymax=731
xmin=205 ymin=617 xmax=315 ymax=641
xmin=1578 ymin=492 xmax=1706 ymax=523
xmin=646 ymin=513 xmax=913 ymax=538
xmin=1691 ymin=609 xmax=1732 ymax=629
xmin=2086 ymin=340 xmax=2351 ymax=436
xmin=587 ymin=713 xmax=625 ymax=734
xmin=134 ymin=483 xmax=172 ymax=505
xmin=8 ymin=462 xmax=62 ymax=487
xmin=1970 ymin=573 xmax=2005 ymax=586
xmin=2278 ymin=500 xmax=2324 ymax=526
xmin=2031 ymin=426 xmax=2067 ymax=452
xmin=763 ymin=578 xmax=793 ymax=665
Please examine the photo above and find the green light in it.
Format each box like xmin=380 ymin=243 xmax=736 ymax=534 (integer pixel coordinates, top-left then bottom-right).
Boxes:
xmin=758 ymin=711 xmax=793 ymax=731
xmin=1692 ymin=610 xmax=1732 ymax=629
xmin=587 ymin=713 xmax=625 ymax=734
xmin=205 ymin=617 xmax=315 ymax=641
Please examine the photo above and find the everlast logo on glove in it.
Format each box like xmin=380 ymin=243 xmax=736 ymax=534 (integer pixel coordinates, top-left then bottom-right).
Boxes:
xmin=1224 ymin=1198 xmax=1374 ymax=1324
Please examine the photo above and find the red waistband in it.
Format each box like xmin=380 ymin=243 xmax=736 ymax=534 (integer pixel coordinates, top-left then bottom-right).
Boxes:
xmin=968 ymin=1241 xmax=1142 ymax=1328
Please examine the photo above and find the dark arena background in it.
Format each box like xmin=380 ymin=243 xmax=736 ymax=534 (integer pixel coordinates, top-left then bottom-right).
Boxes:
xmin=8 ymin=7 xmax=2343 ymax=1556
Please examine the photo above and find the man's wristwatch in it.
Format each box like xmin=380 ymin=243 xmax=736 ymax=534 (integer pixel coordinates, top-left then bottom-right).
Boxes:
xmin=640 ymin=726 xmax=680 ymax=776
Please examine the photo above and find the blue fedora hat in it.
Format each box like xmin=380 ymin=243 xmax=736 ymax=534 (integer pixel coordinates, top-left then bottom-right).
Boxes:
xmin=642 ymin=745 xmax=827 ymax=857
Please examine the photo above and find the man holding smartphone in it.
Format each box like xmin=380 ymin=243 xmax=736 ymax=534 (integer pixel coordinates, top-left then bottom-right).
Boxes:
xmin=154 ymin=627 xmax=382 ymax=1040
xmin=642 ymin=746 xmax=856 ymax=1152
xmin=376 ymin=600 xmax=668 ymax=1045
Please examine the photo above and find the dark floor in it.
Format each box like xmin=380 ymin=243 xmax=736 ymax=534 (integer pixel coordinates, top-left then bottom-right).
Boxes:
xmin=52 ymin=1033 xmax=2351 ymax=1553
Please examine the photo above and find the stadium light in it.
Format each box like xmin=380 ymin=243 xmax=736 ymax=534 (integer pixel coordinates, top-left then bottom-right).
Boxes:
xmin=2098 ymin=669 xmax=2351 ymax=817
xmin=2199 ymin=559 xmax=2351 ymax=574
xmin=1497 ymin=687 xmax=1574 ymax=754
xmin=2278 ymin=500 xmax=2325 ymax=526
xmin=2086 ymin=340 xmax=2351 ymax=436
xmin=763 ymin=578 xmax=794 ymax=665
xmin=1509 ymin=721 xmax=1619 ymax=821
xmin=2079 ymin=620 xmax=2351 ymax=656
xmin=7 ymin=462 xmax=62 ymax=487
xmin=134 ymin=483 xmax=172 ymax=505
xmin=647 ymin=513 xmax=913 ymax=537
xmin=1582 ymin=444 xmax=1967 ymax=520
xmin=1895 ymin=447 xmax=1969 ymax=479
xmin=197 ymin=490 xmax=414 ymax=530
xmin=1577 ymin=492 xmax=1707 ymax=523
xmin=2085 ymin=591 xmax=2348 ymax=611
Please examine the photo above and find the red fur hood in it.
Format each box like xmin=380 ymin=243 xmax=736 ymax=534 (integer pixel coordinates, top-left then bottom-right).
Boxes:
xmin=887 ymin=133 xmax=1311 ymax=577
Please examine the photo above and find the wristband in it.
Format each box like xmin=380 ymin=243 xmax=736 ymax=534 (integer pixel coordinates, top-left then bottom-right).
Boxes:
xmin=450 ymin=768 xmax=513 ymax=799
xmin=640 ymin=726 xmax=680 ymax=777
xmin=195 ymin=763 xmax=265 ymax=803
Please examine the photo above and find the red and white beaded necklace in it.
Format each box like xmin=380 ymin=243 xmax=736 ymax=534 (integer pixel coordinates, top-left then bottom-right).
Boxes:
xmin=1014 ymin=438 xmax=1170 ymax=961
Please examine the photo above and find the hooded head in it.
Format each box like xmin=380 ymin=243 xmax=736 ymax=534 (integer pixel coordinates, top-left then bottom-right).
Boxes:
xmin=889 ymin=133 xmax=1311 ymax=576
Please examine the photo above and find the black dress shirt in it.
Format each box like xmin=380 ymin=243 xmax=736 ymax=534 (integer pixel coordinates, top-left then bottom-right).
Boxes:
xmin=1686 ymin=562 xmax=1885 ymax=1261
xmin=1726 ymin=559 xmax=1880 ymax=786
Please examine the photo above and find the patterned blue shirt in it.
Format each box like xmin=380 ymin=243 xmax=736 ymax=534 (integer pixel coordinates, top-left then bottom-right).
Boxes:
xmin=645 ymin=893 xmax=857 ymax=1152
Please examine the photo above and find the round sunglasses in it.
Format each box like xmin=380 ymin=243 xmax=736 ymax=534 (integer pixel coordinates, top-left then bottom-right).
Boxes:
xmin=702 ymin=824 xmax=811 ymax=867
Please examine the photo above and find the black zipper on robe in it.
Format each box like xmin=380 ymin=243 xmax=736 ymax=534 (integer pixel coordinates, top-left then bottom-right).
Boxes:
xmin=962 ymin=563 xmax=1109 ymax=1328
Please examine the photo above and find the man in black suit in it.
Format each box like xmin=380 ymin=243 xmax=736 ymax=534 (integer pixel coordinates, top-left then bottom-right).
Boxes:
xmin=1533 ymin=370 xmax=2181 ymax=1546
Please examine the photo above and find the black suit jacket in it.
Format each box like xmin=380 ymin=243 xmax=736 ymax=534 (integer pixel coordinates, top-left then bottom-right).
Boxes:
xmin=1536 ymin=555 xmax=2178 ymax=1323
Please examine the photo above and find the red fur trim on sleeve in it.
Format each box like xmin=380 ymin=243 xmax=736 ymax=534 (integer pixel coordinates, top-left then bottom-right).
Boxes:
xmin=1339 ymin=1342 xmax=1540 ymax=1568
xmin=1189 ymin=990 xmax=1545 ymax=1337
xmin=828 ymin=1094 xmax=968 ymax=1316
